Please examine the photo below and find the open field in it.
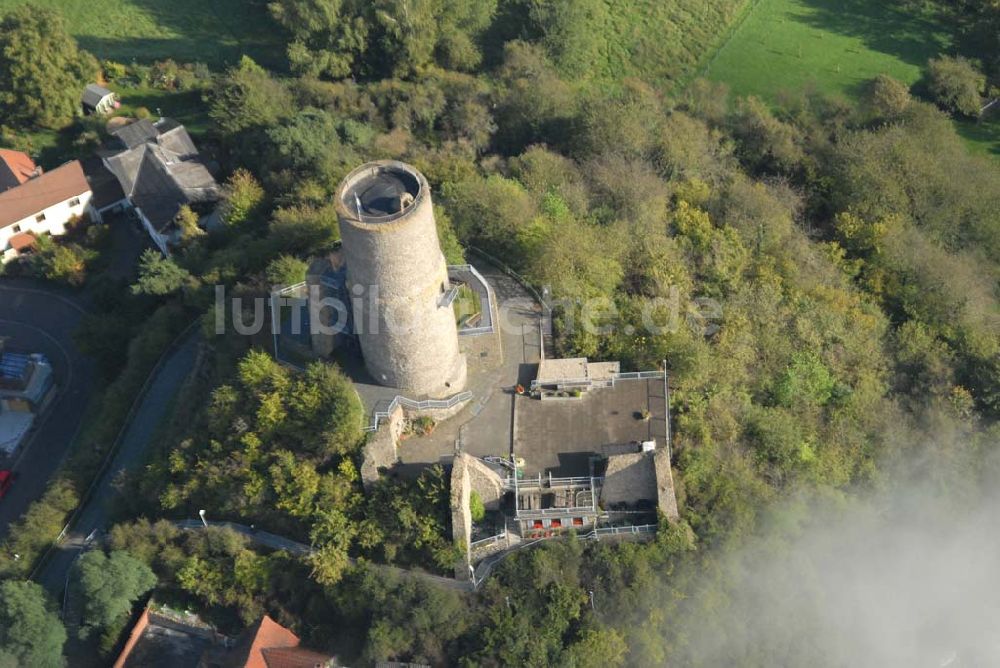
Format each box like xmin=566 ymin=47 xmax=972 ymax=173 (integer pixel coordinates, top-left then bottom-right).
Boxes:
xmin=707 ymin=0 xmax=952 ymax=98
xmin=705 ymin=0 xmax=998 ymax=155
xmin=597 ymin=0 xmax=748 ymax=85
xmin=0 ymin=0 xmax=284 ymax=69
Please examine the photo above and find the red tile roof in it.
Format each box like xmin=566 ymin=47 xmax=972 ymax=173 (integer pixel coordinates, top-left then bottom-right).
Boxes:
xmin=222 ymin=615 xmax=302 ymax=668
xmin=8 ymin=232 xmax=37 ymax=252
xmin=261 ymin=646 xmax=335 ymax=668
xmin=0 ymin=161 xmax=90 ymax=230
xmin=0 ymin=149 xmax=38 ymax=192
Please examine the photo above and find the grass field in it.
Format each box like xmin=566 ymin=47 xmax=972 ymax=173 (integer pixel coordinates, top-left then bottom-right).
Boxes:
xmin=707 ymin=0 xmax=952 ymax=98
xmin=0 ymin=0 xmax=284 ymax=69
xmin=705 ymin=0 xmax=998 ymax=155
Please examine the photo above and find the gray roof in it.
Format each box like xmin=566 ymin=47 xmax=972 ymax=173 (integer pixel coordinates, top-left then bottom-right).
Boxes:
xmin=80 ymin=157 xmax=126 ymax=210
xmin=103 ymin=119 xmax=220 ymax=231
xmin=111 ymin=119 xmax=159 ymax=150
xmin=82 ymin=84 xmax=114 ymax=108
xmin=157 ymin=125 xmax=199 ymax=160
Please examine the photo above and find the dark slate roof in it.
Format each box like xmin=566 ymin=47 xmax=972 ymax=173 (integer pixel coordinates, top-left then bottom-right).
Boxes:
xmin=81 ymin=157 xmax=126 ymax=210
xmin=157 ymin=125 xmax=199 ymax=160
xmin=103 ymin=119 xmax=220 ymax=232
xmin=111 ymin=119 xmax=159 ymax=150
xmin=82 ymin=84 xmax=113 ymax=108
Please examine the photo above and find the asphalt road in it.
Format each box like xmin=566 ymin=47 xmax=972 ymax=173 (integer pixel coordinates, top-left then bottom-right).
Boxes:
xmin=37 ymin=332 xmax=198 ymax=595
xmin=0 ymin=282 xmax=95 ymax=537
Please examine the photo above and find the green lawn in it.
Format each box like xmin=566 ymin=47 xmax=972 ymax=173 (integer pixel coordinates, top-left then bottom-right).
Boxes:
xmin=0 ymin=0 xmax=284 ymax=69
xmin=114 ymin=86 xmax=212 ymax=137
xmin=20 ymin=86 xmax=211 ymax=169
xmin=707 ymin=0 xmax=951 ymax=98
xmin=706 ymin=0 xmax=998 ymax=155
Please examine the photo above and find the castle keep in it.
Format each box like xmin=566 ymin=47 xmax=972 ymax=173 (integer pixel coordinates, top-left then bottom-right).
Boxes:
xmin=334 ymin=161 xmax=467 ymax=398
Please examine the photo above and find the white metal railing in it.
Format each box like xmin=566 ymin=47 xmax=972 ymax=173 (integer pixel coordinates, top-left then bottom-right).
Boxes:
xmin=458 ymin=325 xmax=493 ymax=336
xmin=439 ymin=285 xmax=459 ymax=307
xmin=515 ymin=506 xmax=598 ymax=519
xmin=364 ymin=391 xmax=473 ymax=432
xmin=448 ymin=263 xmax=496 ymax=336
xmin=530 ymin=369 xmax=665 ymax=391
xmin=507 ymin=475 xmax=601 ymax=489
xmin=583 ymin=524 xmax=657 ymax=539
xmin=614 ymin=370 xmax=665 ymax=381
xmin=470 ymin=531 xmax=507 ymax=550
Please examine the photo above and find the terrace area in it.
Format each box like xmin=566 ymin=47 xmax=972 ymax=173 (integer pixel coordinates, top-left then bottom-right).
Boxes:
xmin=514 ymin=377 xmax=667 ymax=477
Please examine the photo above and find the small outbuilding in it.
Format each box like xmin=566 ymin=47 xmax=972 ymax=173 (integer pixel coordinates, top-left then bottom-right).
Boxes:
xmin=81 ymin=84 xmax=119 ymax=115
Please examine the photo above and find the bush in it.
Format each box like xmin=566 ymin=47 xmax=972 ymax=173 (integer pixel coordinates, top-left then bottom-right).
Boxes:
xmin=410 ymin=416 xmax=436 ymax=437
xmin=103 ymin=60 xmax=127 ymax=80
xmin=469 ymin=491 xmax=486 ymax=523
xmin=265 ymin=254 xmax=308 ymax=287
xmin=926 ymin=55 xmax=985 ymax=117
xmin=864 ymin=74 xmax=911 ymax=119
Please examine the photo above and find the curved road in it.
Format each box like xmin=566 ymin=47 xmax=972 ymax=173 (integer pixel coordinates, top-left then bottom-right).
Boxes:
xmin=0 ymin=283 xmax=95 ymax=536
xmin=37 ymin=332 xmax=199 ymax=594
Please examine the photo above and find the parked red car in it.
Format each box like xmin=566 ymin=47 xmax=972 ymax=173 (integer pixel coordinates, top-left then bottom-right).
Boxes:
xmin=0 ymin=470 xmax=14 ymax=499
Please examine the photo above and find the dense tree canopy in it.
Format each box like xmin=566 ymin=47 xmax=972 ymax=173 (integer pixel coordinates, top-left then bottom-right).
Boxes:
xmin=0 ymin=5 xmax=98 ymax=129
xmin=0 ymin=581 xmax=66 ymax=668
xmin=78 ymin=550 xmax=157 ymax=634
xmin=268 ymin=0 xmax=497 ymax=79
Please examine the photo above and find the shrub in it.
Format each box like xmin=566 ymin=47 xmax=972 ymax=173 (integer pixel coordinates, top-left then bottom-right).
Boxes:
xmin=265 ymin=254 xmax=308 ymax=287
xmin=469 ymin=491 xmax=486 ymax=523
xmin=864 ymin=74 xmax=911 ymax=119
xmin=926 ymin=55 xmax=985 ymax=117
xmin=102 ymin=60 xmax=127 ymax=80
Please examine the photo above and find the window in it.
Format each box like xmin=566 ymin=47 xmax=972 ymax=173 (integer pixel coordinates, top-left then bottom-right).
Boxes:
xmin=572 ymin=517 xmax=584 ymax=526
xmin=68 ymin=197 xmax=81 ymax=207
xmin=11 ymin=225 xmax=20 ymax=233
xmin=550 ymin=519 xmax=562 ymax=528
xmin=35 ymin=213 xmax=46 ymax=223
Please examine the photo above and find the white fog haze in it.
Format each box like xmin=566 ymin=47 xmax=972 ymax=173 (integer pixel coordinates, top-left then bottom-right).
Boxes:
xmin=674 ymin=439 xmax=1000 ymax=667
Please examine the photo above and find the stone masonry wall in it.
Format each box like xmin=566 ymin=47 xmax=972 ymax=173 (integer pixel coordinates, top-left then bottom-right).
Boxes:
xmin=360 ymin=404 xmax=405 ymax=490
xmin=449 ymin=452 xmax=506 ymax=579
xmin=654 ymin=448 xmax=680 ymax=520
xmin=450 ymin=454 xmax=473 ymax=579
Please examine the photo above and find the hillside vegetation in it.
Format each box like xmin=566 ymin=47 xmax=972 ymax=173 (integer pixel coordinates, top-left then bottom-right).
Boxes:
xmin=707 ymin=0 xmax=998 ymax=154
xmin=0 ymin=0 xmax=996 ymax=665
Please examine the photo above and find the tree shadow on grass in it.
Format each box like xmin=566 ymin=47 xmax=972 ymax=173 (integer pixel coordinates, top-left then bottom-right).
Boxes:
xmin=71 ymin=0 xmax=286 ymax=71
xmin=955 ymin=118 xmax=1000 ymax=157
xmin=793 ymin=0 xmax=953 ymax=69
xmin=76 ymin=34 xmax=286 ymax=72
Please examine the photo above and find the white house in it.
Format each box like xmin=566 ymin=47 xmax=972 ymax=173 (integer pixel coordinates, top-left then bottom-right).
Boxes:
xmin=81 ymin=83 xmax=119 ymax=116
xmin=0 ymin=159 xmax=96 ymax=263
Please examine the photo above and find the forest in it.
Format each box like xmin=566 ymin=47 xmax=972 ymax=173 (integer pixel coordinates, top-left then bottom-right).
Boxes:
xmin=0 ymin=0 xmax=997 ymax=665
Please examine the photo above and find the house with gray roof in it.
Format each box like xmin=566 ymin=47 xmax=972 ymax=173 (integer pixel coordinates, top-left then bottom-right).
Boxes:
xmin=102 ymin=118 xmax=220 ymax=253
xmin=81 ymin=84 xmax=118 ymax=115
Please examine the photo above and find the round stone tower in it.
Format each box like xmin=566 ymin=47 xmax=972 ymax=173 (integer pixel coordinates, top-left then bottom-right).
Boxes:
xmin=335 ymin=161 xmax=467 ymax=397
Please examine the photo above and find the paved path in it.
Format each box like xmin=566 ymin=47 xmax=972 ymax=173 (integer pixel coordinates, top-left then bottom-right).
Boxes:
xmin=0 ymin=282 xmax=95 ymax=536
xmin=395 ymin=258 xmax=543 ymax=468
xmin=36 ymin=333 xmax=199 ymax=595
xmin=175 ymin=520 xmax=474 ymax=593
